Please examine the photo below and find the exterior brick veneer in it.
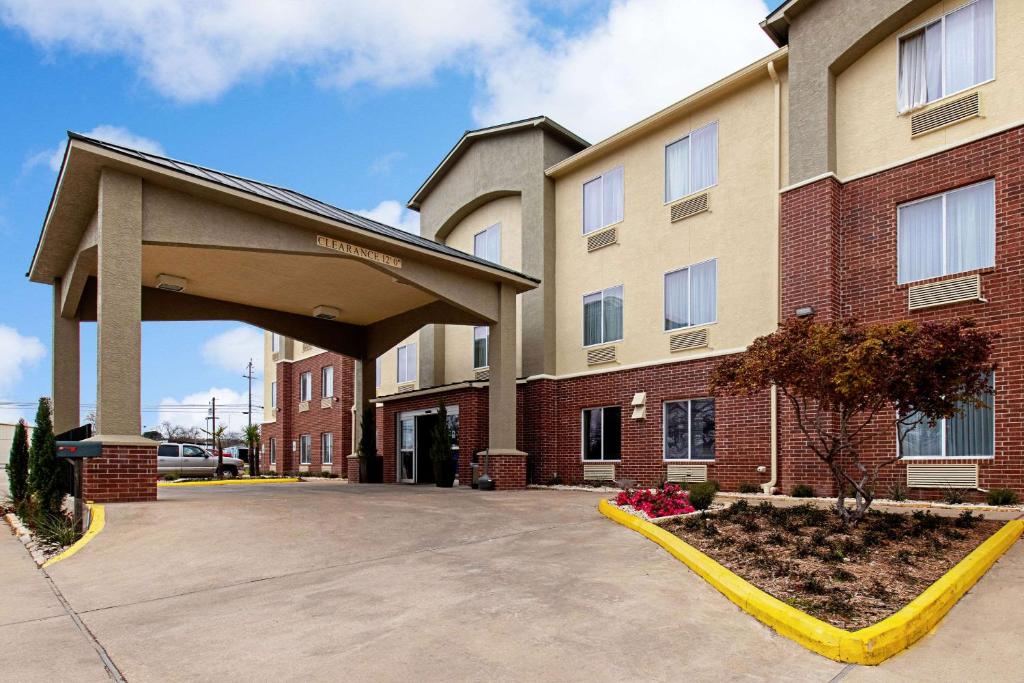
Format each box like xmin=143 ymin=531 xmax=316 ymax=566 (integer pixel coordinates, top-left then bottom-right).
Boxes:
xmin=82 ymin=443 xmax=158 ymax=502
xmin=778 ymin=125 xmax=1024 ymax=499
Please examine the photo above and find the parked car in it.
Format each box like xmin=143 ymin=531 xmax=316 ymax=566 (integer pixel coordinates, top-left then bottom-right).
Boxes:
xmin=157 ymin=442 xmax=244 ymax=478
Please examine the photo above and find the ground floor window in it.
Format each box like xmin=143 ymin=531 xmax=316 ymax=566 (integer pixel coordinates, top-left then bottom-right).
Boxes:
xmin=299 ymin=434 xmax=311 ymax=465
xmin=321 ymin=432 xmax=333 ymax=465
xmin=664 ymin=398 xmax=716 ymax=460
xmin=899 ymin=374 xmax=995 ymax=458
xmin=582 ymin=406 xmax=621 ymax=461
xmin=269 ymin=438 xmax=276 ymax=465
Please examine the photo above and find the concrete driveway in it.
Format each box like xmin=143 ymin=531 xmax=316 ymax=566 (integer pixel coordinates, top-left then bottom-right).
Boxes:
xmin=4 ymin=483 xmax=1023 ymax=682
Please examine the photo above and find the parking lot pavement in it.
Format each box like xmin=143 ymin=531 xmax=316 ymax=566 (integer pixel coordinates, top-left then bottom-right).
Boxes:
xmin=14 ymin=482 xmax=1024 ymax=682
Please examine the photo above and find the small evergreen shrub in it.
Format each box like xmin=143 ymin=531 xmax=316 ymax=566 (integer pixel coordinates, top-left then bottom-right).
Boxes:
xmin=942 ymin=487 xmax=967 ymax=505
xmin=791 ymin=484 xmax=815 ymax=498
xmin=985 ymin=488 xmax=1019 ymax=506
xmin=28 ymin=398 xmax=64 ymax=515
xmin=887 ymin=482 xmax=907 ymax=502
xmin=5 ymin=420 xmax=29 ymax=504
xmin=162 ymin=473 xmax=179 ymax=481
xmin=688 ymin=482 xmax=717 ymax=511
xmin=738 ymin=482 xmax=760 ymax=494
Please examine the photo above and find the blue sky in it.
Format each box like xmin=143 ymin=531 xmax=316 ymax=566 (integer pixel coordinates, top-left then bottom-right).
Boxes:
xmin=0 ymin=0 xmax=774 ymax=433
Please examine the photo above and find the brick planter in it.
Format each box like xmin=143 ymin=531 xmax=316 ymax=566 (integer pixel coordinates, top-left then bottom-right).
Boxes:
xmin=82 ymin=442 xmax=158 ymax=502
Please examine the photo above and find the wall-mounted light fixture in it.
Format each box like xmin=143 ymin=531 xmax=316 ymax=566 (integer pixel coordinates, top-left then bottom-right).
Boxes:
xmin=794 ymin=306 xmax=815 ymax=318
xmin=156 ymin=274 xmax=187 ymax=293
xmin=313 ymin=305 xmax=341 ymax=320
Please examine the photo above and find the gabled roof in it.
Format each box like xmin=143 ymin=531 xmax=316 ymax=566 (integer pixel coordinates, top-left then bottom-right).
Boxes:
xmin=406 ymin=116 xmax=589 ymax=210
xmin=761 ymin=0 xmax=818 ymax=47
xmin=31 ymin=132 xmax=538 ymax=284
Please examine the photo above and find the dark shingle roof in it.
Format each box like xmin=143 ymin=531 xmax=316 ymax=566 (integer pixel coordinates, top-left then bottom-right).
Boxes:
xmin=68 ymin=131 xmax=539 ymax=283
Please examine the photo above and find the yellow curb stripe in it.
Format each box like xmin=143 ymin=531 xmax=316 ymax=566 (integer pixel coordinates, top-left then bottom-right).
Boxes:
xmin=598 ymin=499 xmax=1023 ymax=665
xmin=158 ymin=477 xmax=301 ymax=487
xmin=42 ymin=504 xmax=105 ymax=568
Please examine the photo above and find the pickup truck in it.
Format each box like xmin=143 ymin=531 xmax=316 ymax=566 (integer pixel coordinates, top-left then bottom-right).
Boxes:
xmin=157 ymin=442 xmax=244 ymax=478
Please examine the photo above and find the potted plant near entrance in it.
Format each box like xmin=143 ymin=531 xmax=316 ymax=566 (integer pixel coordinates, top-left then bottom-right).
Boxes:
xmin=430 ymin=400 xmax=456 ymax=488
xmin=358 ymin=407 xmax=382 ymax=483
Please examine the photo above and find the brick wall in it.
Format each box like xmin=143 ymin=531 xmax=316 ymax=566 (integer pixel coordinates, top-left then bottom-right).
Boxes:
xmin=778 ymin=125 xmax=1024 ymax=498
xmin=82 ymin=443 xmax=157 ymax=502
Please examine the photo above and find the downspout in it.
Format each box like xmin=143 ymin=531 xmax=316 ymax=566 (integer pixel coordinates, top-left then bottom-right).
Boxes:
xmin=764 ymin=58 xmax=782 ymax=495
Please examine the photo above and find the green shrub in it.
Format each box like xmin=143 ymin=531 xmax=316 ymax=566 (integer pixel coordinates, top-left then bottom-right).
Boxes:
xmin=791 ymin=484 xmax=815 ymax=498
xmin=5 ymin=420 xmax=29 ymax=504
xmin=28 ymin=398 xmax=64 ymax=515
xmin=985 ymin=488 xmax=1019 ymax=506
xmin=688 ymin=482 xmax=717 ymax=510
xmin=942 ymin=487 xmax=966 ymax=505
xmin=162 ymin=473 xmax=179 ymax=481
xmin=32 ymin=511 xmax=81 ymax=549
xmin=887 ymin=481 xmax=907 ymax=502
xmin=738 ymin=482 xmax=760 ymax=494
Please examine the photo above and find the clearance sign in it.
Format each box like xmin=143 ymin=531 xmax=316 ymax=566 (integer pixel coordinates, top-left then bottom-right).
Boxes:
xmin=316 ymin=235 xmax=402 ymax=268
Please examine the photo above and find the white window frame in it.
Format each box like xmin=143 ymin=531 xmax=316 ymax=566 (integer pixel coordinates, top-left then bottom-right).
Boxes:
xmin=299 ymin=372 xmax=312 ymax=402
xmin=268 ymin=438 xmax=276 ymax=465
xmin=582 ymin=285 xmax=624 ymax=348
xmin=663 ymin=258 xmax=718 ymax=332
xmin=321 ymin=365 xmax=334 ymax=398
xmin=321 ymin=432 xmax=333 ymax=465
xmin=271 ymin=333 xmax=281 ymax=353
xmin=473 ymin=223 xmax=501 ymax=264
xmin=299 ymin=434 xmax=311 ymax=465
xmin=896 ymin=179 xmax=995 ymax=284
xmin=582 ymin=165 xmax=624 ymax=235
xmin=664 ymin=121 xmax=719 ymax=204
xmin=662 ymin=398 xmax=716 ymax=461
xmin=581 ymin=406 xmax=622 ymax=462
xmin=472 ymin=326 xmax=489 ymax=369
xmin=896 ymin=0 xmax=997 ymax=113
xmin=270 ymin=381 xmax=277 ymax=409
xmin=898 ymin=374 xmax=996 ymax=460
xmin=397 ymin=344 xmax=416 ymax=384
xmin=375 ymin=359 xmax=382 ymax=388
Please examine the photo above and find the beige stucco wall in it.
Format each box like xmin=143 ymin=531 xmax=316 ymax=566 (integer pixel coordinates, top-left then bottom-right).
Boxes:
xmin=376 ymin=333 xmax=420 ymax=395
xmin=553 ymin=73 xmax=782 ymax=375
xmin=836 ymin=0 xmax=1024 ymax=180
xmin=262 ymin=332 xmax=276 ymax=422
xmin=441 ymin=196 xmax=524 ymax=383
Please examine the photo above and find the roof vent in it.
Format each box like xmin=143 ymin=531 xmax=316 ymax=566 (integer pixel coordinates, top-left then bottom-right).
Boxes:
xmin=313 ymin=305 xmax=341 ymax=320
xmin=911 ymin=92 xmax=981 ymax=137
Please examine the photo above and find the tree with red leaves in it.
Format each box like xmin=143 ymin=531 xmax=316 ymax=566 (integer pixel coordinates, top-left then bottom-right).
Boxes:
xmin=711 ymin=317 xmax=996 ymax=525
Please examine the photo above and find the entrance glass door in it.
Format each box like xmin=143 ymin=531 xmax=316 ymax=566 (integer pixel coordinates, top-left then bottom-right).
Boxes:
xmin=399 ymin=417 xmax=415 ymax=483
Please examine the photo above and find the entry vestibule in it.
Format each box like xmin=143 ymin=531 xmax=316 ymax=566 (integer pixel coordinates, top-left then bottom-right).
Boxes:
xmin=29 ymin=133 xmax=537 ymax=500
xmin=397 ymin=406 xmax=459 ymax=484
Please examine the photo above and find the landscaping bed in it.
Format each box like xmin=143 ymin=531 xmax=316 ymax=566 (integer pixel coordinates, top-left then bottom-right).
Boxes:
xmin=661 ymin=500 xmax=1001 ymax=630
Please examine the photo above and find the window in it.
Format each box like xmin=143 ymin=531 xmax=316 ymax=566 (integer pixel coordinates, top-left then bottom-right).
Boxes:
xmin=665 ymin=122 xmax=718 ymax=203
xmin=397 ymin=343 xmax=416 ymax=384
xmin=583 ymin=286 xmax=623 ymax=346
xmin=582 ymin=407 xmax=621 ymax=461
xmin=900 ymin=374 xmax=994 ymax=458
xmin=271 ymin=333 xmax=281 ymax=353
xmin=898 ymin=0 xmax=994 ymax=112
xmin=299 ymin=372 xmax=312 ymax=401
xmin=473 ymin=224 xmax=501 ymax=264
xmin=183 ymin=445 xmax=206 ymax=458
xmin=270 ymin=381 xmax=277 ymax=409
xmin=321 ymin=365 xmax=334 ymax=398
xmin=269 ymin=438 xmax=276 ymax=465
xmin=664 ymin=259 xmax=717 ymax=331
xmin=375 ymin=359 xmax=382 ymax=388
xmin=473 ymin=326 xmax=489 ymax=369
xmin=321 ymin=432 xmax=333 ymax=465
xmin=157 ymin=444 xmax=178 ymax=458
xmin=664 ymin=399 xmax=716 ymax=460
xmin=897 ymin=180 xmax=995 ymax=284
xmin=299 ymin=434 xmax=311 ymax=465
xmin=583 ymin=166 xmax=624 ymax=234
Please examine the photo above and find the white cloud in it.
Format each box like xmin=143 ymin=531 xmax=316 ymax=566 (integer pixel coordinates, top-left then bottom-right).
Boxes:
xmin=473 ymin=0 xmax=775 ymax=142
xmin=202 ymin=325 xmax=263 ymax=374
xmin=356 ymin=200 xmax=420 ymax=235
xmin=0 ymin=325 xmax=46 ymax=424
xmin=0 ymin=0 xmax=528 ymax=102
xmin=26 ymin=124 xmax=165 ymax=172
xmin=369 ymin=151 xmax=406 ymax=175
xmin=157 ymin=387 xmax=256 ymax=431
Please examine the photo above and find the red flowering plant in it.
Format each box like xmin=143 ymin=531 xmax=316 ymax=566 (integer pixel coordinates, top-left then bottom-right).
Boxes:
xmin=615 ymin=484 xmax=695 ymax=519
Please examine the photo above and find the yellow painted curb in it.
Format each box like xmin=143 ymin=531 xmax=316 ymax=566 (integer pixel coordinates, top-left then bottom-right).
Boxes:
xmin=158 ymin=477 xmax=301 ymax=487
xmin=42 ymin=503 xmax=105 ymax=568
xmin=599 ymin=499 xmax=1023 ymax=665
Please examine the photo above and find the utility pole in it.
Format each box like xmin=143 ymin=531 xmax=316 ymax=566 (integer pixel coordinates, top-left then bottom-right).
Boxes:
xmin=243 ymin=359 xmax=255 ymax=428
xmin=243 ymin=358 xmax=258 ymax=476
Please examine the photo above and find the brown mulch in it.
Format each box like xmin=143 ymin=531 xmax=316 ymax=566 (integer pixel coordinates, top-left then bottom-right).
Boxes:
xmin=662 ymin=501 xmax=1002 ymax=630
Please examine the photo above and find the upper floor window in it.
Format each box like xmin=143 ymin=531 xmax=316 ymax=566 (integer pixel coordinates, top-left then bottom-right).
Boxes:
xmin=375 ymin=359 xmax=382 ymax=388
xmin=271 ymin=333 xmax=281 ymax=353
xmin=897 ymin=0 xmax=994 ymax=112
xmin=583 ymin=285 xmax=623 ymax=347
xmin=664 ymin=259 xmax=717 ymax=331
xmin=897 ymin=179 xmax=994 ymax=284
xmin=899 ymin=373 xmax=994 ymax=458
xmin=665 ymin=122 xmax=718 ymax=203
xmin=397 ymin=343 xmax=417 ymax=384
xmin=270 ymin=381 xmax=277 ymax=408
xmin=583 ymin=166 xmax=624 ymax=234
xmin=473 ymin=326 xmax=489 ymax=369
xmin=473 ymin=224 xmax=501 ymax=264
xmin=299 ymin=372 xmax=312 ymax=401
xmin=321 ymin=366 xmax=334 ymax=398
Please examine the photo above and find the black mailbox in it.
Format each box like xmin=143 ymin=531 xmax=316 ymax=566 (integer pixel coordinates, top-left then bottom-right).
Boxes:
xmin=56 ymin=441 xmax=103 ymax=459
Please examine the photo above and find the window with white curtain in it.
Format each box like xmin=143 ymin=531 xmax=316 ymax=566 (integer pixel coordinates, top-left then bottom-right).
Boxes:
xmin=299 ymin=372 xmax=312 ymax=401
xmin=582 ymin=406 xmax=621 ymax=461
xmin=299 ymin=434 xmax=311 ymax=465
xmin=897 ymin=0 xmax=994 ymax=112
xmin=321 ymin=365 xmax=334 ymax=398
xmin=664 ymin=399 xmax=716 ymax=460
xmin=397 ymin=343 xmax=417 ymax=383
xmin=321 ymin=432 xmax=333 ymax=465
xmin=473 ymin=326 xmax=489 ymax=369
xmin=583 ymin=285 xmax=624 ymax=346
xmin=665 ymin=122 xmax=718 ymax=203
xmin=899 ymin=374 xmax=994 ymax=458
xmin=664 ymin=259 xmax=717 ymax=330
xmin=271 ymin=333 xmax=281 ymax=353
xmin=473 ymin=223 xmax=501 ymax=264
xmin=269 ymin=438 xmax=276 ymax=465
xmin=897 ymin=179 xmax=995 ymax=284
xmin=270 ymin=381 xmax=277 ymax=409
xmin=583 ymin=166 xmax=624 ymax=234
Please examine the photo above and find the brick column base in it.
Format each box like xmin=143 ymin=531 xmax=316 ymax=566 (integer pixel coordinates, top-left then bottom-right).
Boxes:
xmin=82 ymin=442 xmax=158 ymax=502
xmin=347 ymin=455 xmax=361 ymax=483
xmin=477 ymin=450 xmax=528 ymax=490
